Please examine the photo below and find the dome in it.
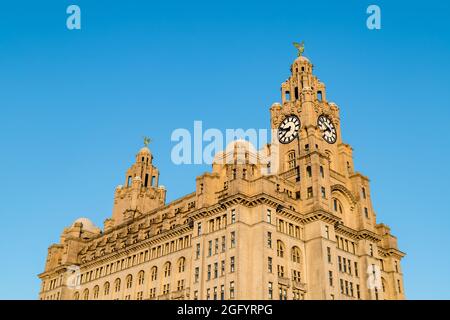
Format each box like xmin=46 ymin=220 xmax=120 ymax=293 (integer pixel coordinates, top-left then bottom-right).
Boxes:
xmin=138 ymin=146 xmax=151 ymax=154
xmin=294 ymin=55 xmax=310 ymax=63
xmin=73 ymin=217 xmax=99 ymax=233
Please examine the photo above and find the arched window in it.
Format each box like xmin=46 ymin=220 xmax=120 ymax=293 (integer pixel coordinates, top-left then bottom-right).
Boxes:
xmin=291 ymin=246 xmax=301 ymax=263
xmin=93 ymin=285 xmax=99 ymax=299
xmin=164 ymin=262 xmax=171 ymax=277
xmin=138 ymin=270 xmax=145 ymax=285
xmin=151 ymin=266 xmax=158 ymax=281
xmin=178 ymin=257 xmax=186 ymax=273
xmin=83 ymin=288 xmax=89 ymax=300
xmin=104 ymin=282 xmax=110 ymax=296
xmin=114 ymin=278 xmax=121 ymax=292
xmin=332 ymin=198 xmax=343 ymax=214
xmin=277 ymin=240 xmax=285 ymax=258
xmin=126 ymin=274 xmax=133 ymax=289
xmin=74 ymin=291 xmax=79 ymax=300
xmin=306 ymin=166 xmax=312 ymax=177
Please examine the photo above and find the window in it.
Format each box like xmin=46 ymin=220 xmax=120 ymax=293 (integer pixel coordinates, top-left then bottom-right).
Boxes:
xmin=230 ymin=256 xmax=235 ymax=273
xmin=221 ymin=285 xmax=225 ymax=300
xmin=267 ymin=232 xmax=272 ymax=248
xmin=214 ymin=238 xmax=219 ymax=254
xmin=321 ymin=187 xmax=326 ymax=199
xmin=277 ymin=265 xmax=285 ymax=278
xmin=164 ymin=262 xmax=171 ymax=277
xmin=83 ymin=289 xmax=89 ymax=300
xmin=151 ymin=266 xmax=157 ymax=281
xmin=364 ymin=207 xmax=369 ymax=218
xmin=340 ymin=279 xmax=344 ymax=294
xmin=114 ymin=278 xmax=121 ymax=292
xmin=230 ymin=281 xmax=235 ymax=299
xmin=292 ymin=270 xmax=301 ymax=282
xmin=287 ymin=150 xmax=296 ymax=169
xmin=325 ymin=226 xmax=329 ymax=239
xmin=126 ymin=274 xmax=133 ymax=289
xmin=306 ymin=166 xmax=312 ymax=177
xmin=177 ymin=279 xmax=185 ymax=291
xmin=307 ymin=187 xmax=313 ymax=198
xmin=93 ymin=285 xmax=99 ymax=299
xmin=268 ymin=282 xmax=273 ymax=299
xmin=395 ymin=261 xmax=399 ymax=273
xmin=136 ymin=291 xmax=143 ymax=300
xmin=350 ymin=282 xmax=354 ymax=297
xmin=178 ymin=257 xmax=186 ymax=273
xmin=208 ymin=240 xmax=212 ymax=256
xmin=163 ymin=283 xmax=170 ymax=295
xmin=194 ymin=267 xmax=199 ymax=283
xmin=397 ymin=280 xmax=402 ymax=293
xmin=328 ymin=271 xmax=333 ymax=286
xmin=231 ymin=209 xmax=236 ymax=223
xmin=338 ymin=256 xmax=342 ymax=271
xmin=221 ymin=260 xmax=225 ymax=276
xmin=356 ymin=284 xmax=361 ymax=299
xmin=214 ymin=262 xmax=218 ymax=278
xmin=197 ymin=222 xmax=202 ymax=235
xmin=291 ymin=246 xmax=301 ymax=263
xmin=267 ymin=209 xmax=272 ymax=223
xmin=317 ymin=90 xmax=323 ymax=101
xmin=369 ymin=244 xmax=374 ymax=257
xmin=230 ymin=231 xmax=236 ymax=248
xmin=320 ymin=166 xmax=324 ymax=178
xmin=362 ymin=187 xmax=366 ymax=199
xmin=343 ymin=257 xmax=347 ymax=273
xmin=104 ymin=282 xmax=110 ymax=296
xmin=213 ymin=286 xmax=218 ymax=300
xmin=221 ymin=236 xmax=226 ymax=252
xmin=277 ymin=240 xmax=285 ymax=258
xmin=138 ymin=270 xmax=145 ymax=285
xmin=327 ymin=247 xmax=331 ymax=263
xmin=207 ymin=265 xmax=211 ymax=280
xmin=268 ymin=257 xmax=273 ymax=273
xmin=149 ymin=288 xmax=156 ymax=298
xmin=196 ymin=243 xmax=201 ymax=259
xmin=354 ymin=262 xmax=359 ymax=277
xmin=193 ymin=290 xmax=198 ymax=300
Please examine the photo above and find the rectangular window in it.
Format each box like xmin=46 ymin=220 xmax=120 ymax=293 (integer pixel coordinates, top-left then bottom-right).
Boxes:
xmin=340 ymin=279 xmax=344 ymax=294
xmin=208 ymin=240 xmax=212 ymax=256
xmin=364 ymin=207 xmax=369 ymax=218
xmin=328 ymin=271 xmax=333 ymax=286
xmin=214 ymin=262 xmax=218 ymax=278
xmin=321 ymin=187 xmax=326 ymax=199
xmin=350 ymin=282 xmax=354 ymax=297
xmin=348 ymin=259 xmax=352 ymax=275
xmin=220 ymin=285 xmax=225 ymax=300
xmin=354 ymin=262 xmax=359 ymax=277
xmin=214 ymin=238 xmax=219 ymax=254
xmin=343 ymin=257 xmax=347 ymax=273
xmin=207 ymin=265 xmax=211 ymax=280
xmin=325 ymin=226 xmax=329 ymax=239
xmin=221 ymin=260 xmax=225 ymax=276
xmin=268 ymin=282 xmax=273 ymax=299
xmin=230 ymin=256 xmax=235 ymax=273
xmin=370 ymin=244 xmax=373 ymax=257
xmin=362 ymin=187 xmax=366 ymax=199
xmin=357 ymin=284 xmax=360 ymax=299
xmin=221 ymin=236 xmax=226 ymax=252
xmin=338 ymin=256 xmax=342 ymax=272
xmin=268 ymin=257 xmax=273 ymax=273
xmin=307 ymin=187 xmax=313 ymax=198
xmin=230 ymin=231 xmax=236 ymax=248
xmin=194 ymin=290 xmax=198 ymax=300
xmin=206 ymin=288 xmax=210 ymax=300
xmin=231 ymin=209 xmax=236 ymax=224
xmin=194 ymin=267 xmax=199 ymax=283
xmin=327 ymin=247 xmax=331 ymax=263
xmin=213 ymin=287 xmax=217 ymax=300
xmin=196 ymin=243 xmax=201 ymax=259
xmin=267 ymin=209 xmax=272 ymax=223
xmin=267 ymin=232 xmax=272 ymax=248
xmin=197 ymin=222 xmax=202 ymax=235
xmin=230 ymin=281 xmax=235 ymax=299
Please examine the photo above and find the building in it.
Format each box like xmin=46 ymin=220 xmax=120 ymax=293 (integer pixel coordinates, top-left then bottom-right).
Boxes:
xmin=38 ymin=48 xmax=405 ymax=300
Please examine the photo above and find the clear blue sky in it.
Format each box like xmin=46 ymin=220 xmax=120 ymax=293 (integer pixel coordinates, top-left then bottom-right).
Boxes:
xmin=0 ymin=0 xmax=449 ymax=299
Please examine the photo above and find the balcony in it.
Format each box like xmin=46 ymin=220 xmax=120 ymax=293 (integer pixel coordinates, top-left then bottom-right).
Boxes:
xmin=278 ymin=277 xmax=290 ymax=287
xmin=171 ymin=288 xmax=189 ymax=300
xmin=292 ymin=280 xmax=307 ymax=291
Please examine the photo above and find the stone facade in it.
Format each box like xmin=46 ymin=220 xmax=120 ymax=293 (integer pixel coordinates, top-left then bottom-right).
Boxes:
xmin=38 ymin=53 xmax=405 ymax=300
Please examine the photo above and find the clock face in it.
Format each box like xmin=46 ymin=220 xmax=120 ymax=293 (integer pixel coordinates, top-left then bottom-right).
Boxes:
xmin=317 ymin=115 xmax=337 ymax=144
xmin=278 ymin=115 xmax=300 ymax=144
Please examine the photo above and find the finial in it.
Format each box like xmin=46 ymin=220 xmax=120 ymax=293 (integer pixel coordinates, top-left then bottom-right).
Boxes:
xmin=143 ymin=136 xmax=152 ymax=147
xmin=293 ymin=41 xmax=305 ymax=57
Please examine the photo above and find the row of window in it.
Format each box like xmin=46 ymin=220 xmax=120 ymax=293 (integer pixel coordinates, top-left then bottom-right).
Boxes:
xmin=336 ymin=236 xmax=357 ymax=254
xmin=338 ymin=256 xmax=359 ymax=276
xmin=276 ymin=219 xmax=302 ymax=239
xmin=196 ymin=281 xmax=235 ymax=300
xmin=199 ymin=256 xmax=235 ymax=282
